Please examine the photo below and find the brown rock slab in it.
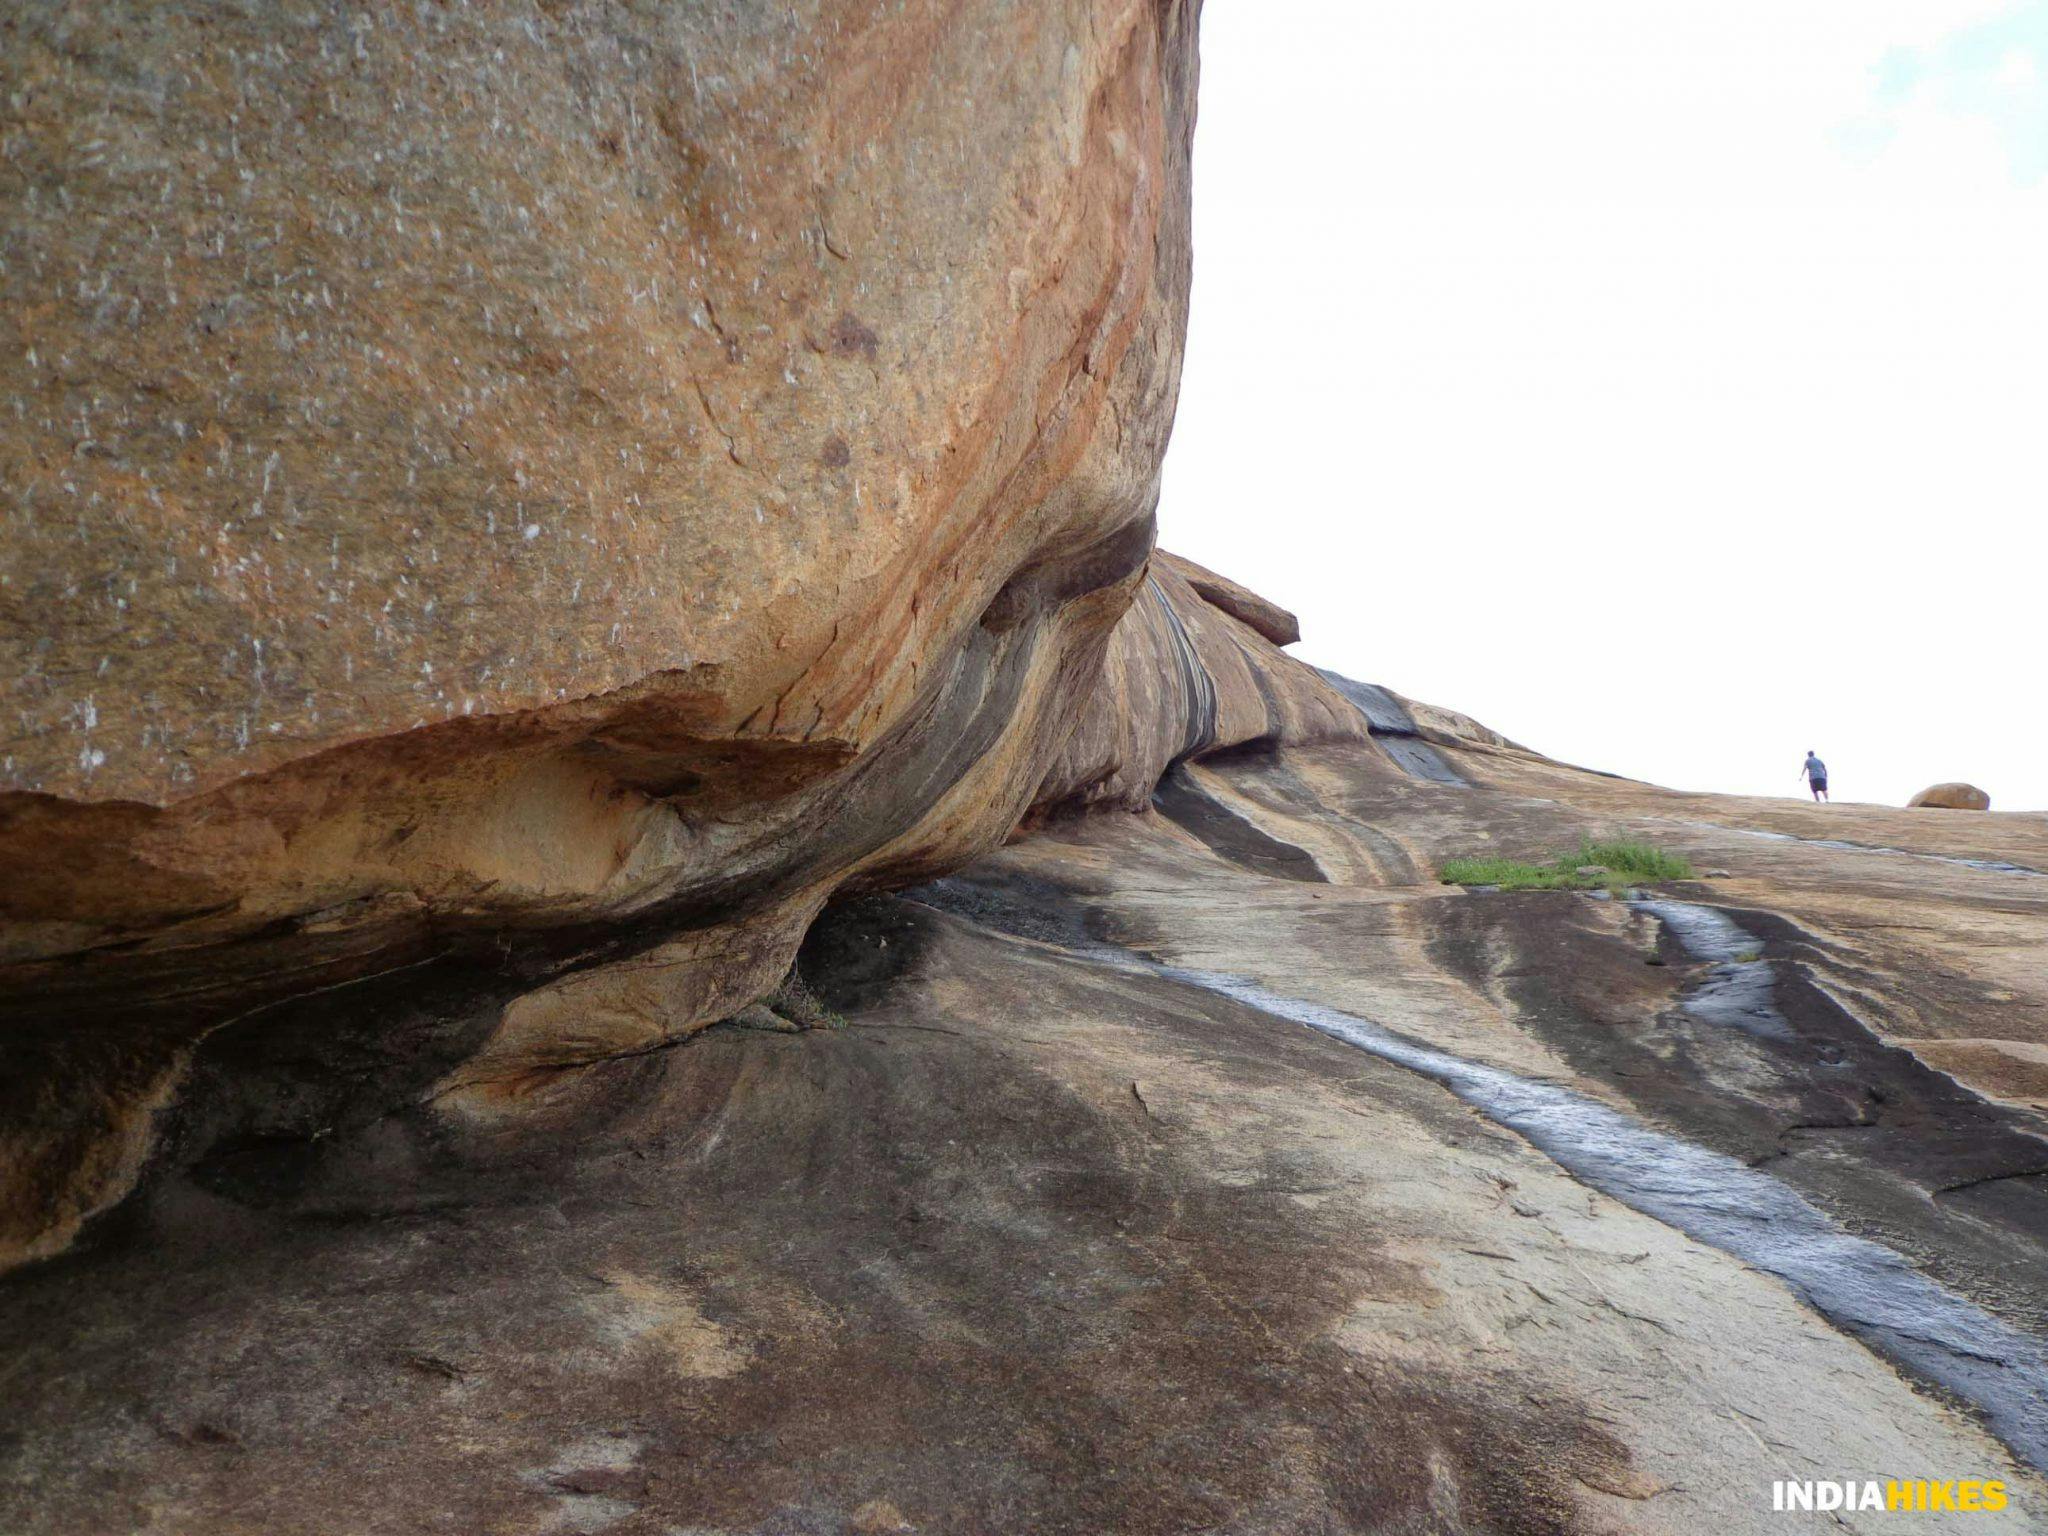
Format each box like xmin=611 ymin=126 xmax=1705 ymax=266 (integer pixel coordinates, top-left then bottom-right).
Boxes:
xmin=1159 ymin=550 xmax=1303 ymax=646
xmin=1896 ymin=1038 xmax=2048 ymax=1110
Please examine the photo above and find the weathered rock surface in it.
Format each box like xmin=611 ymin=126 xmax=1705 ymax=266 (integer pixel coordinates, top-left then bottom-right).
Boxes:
xmin=1031 ymin=553 xmax=1367 ymax=815
xmin=9 ymin=3 xmax=2048 ymax=1531
xmin=1912 ymin=781 xmax=1993 ymax=811
xmin=0 ymin=520 xmax=1374 ymax=1270
xmin=0 ymin=0 xmax=1206 ymax=1269
xmin=8 ymin=725 xmax=2048 ymax=1533
xmin=2 ymin=1 xmax=1196 ymax=810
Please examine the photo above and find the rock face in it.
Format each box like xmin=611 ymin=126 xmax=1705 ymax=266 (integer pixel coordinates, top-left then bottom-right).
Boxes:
xmin=0 ymin=0 xmax=1205 ymax=1270
xmin=11 ymin=7 xmax=2048 ymax=1533
xmin=1910 ymin=782 xmax=1992 ymax=811
xmin=1033 ymin=553 xmax=1367 ymax=814
xmin=0 ymin=0 xmax=1403 ymax=1293
xmin=1 ymin=1 xmax=1193 ymax=809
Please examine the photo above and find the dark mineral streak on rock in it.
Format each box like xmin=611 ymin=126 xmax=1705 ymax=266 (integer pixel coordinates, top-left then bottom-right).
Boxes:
xmin=1151 ymin=765 xmax=1328 ymax=883
xmin=1318 ymin=669 xmax=1468 ymax=784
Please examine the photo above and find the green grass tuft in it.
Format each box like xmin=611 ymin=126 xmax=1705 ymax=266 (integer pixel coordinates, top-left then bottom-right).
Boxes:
xmin=1437 ymin=856 xmax=1580 ymax=890
xmin=1577 ymin=838 xmax=1694 ymax=881
xmin=1439 ymin=837 xmax=1693 ymax=892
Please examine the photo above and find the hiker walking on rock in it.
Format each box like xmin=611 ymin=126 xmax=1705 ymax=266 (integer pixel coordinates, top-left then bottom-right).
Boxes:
xmin=1802 ymin=750 xmax=1829 ymax=803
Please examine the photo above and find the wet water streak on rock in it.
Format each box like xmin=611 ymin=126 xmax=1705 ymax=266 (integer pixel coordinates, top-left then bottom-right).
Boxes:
xmin=1054 ymin=938 xmax=2048 ymax=1473
xmin=1629 ymin=898 xmax=1793 ymax=1041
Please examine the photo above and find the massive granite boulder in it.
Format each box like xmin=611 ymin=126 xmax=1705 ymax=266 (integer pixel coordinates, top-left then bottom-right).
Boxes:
xmin=0 ymin=0 xmax=1207 ymax=1270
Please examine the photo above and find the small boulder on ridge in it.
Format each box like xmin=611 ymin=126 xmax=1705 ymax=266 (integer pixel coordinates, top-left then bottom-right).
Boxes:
xmin=1908 ymin=783 xmax=1991 ymax=811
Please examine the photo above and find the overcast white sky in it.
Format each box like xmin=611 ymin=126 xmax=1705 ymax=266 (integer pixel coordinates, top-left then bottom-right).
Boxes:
xmin=1160 ymin=1 xmax=2048 ymax=811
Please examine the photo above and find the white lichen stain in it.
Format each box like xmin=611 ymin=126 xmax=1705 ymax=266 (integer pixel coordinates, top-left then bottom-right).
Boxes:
xmin=587 ymin=1271 xmax=747 ymax=1380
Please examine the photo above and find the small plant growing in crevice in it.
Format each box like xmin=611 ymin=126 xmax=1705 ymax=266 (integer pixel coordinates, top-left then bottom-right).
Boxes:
xmin=767 ymin=964 xmax=845 ymax=1030
xmin=724 ymin=963 xmax=848 ymax=1034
